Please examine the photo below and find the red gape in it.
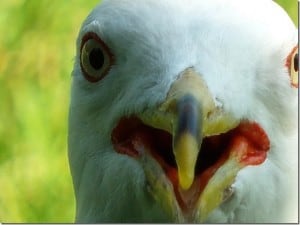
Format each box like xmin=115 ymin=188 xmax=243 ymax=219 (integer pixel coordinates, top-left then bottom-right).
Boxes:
xmin=231 ymin=122 xmax=270 ymax=166
xmin=112 ymin=117 xmax=270 ymax=212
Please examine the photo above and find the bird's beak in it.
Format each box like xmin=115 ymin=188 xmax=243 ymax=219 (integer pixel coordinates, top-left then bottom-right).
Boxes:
xmin=138 ymin=68 xmax=239 ymax=219
xmin=158 ymin=68 xmax=239 ymax=190
xmin=141 ymin=68 xmax=239 ymax=188
xmin=137 ymin=68 xmax=269 ymax=221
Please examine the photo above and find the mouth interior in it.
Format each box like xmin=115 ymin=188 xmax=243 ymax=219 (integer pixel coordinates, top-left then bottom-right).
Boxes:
xmin=111 ymin=116 xmax=269 ymax=211
xmin=112 ymin=117 xmax=231 ymax=176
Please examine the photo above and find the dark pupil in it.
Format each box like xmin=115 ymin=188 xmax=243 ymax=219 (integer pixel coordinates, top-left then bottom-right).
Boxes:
xmin=294 ymin=53 xmax=298 ymax=72
xmin=89 ymin=48 xmax=104 ymax=70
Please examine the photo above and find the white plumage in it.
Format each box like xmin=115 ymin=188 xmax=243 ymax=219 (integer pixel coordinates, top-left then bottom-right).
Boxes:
xmin=68 ymin=0 xmax=298 ymax=223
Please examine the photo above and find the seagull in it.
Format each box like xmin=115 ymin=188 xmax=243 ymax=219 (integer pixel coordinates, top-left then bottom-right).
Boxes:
xmin=68 ymin=0 xmax=298 ymax=223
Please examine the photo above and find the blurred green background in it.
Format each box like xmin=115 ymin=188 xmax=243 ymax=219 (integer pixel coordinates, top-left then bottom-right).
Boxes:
xmin=0 ymin=0 xmax=297 ymax=223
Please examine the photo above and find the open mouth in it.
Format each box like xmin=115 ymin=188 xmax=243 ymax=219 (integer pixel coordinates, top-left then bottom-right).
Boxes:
xmin=111 ymin=116 xmax=270 ymax=212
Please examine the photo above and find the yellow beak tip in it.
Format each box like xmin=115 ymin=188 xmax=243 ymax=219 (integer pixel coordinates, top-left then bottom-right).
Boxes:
xmin=174 ymin=133 xmax=199 ymax=190
xmin=178 ymin=169 xmax=194 ymax=190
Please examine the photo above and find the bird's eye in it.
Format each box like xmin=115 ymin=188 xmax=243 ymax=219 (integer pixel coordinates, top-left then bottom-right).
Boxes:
xmin=293 ymin=53 xmax=298 ymax=72
xmin=286 ymin=46 xmax=298 ymax=88
xmin=80 ymin=32 xmax=113 ymax=82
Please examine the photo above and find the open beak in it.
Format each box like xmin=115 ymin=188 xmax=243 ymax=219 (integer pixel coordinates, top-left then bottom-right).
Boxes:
xmin=158 ymin=68 xmax=240 ymax=190
xmin=112 ymin=68 xmax=270 ymax=222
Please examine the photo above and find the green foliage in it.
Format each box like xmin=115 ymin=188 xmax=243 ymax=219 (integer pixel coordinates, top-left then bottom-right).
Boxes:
xmin=0 ymin=0 xmax=297 ymax=223
xmin=276 ymin=0 xmax=298 ymax=26
xmin=0 ymin=0 xmax=98 ymax=222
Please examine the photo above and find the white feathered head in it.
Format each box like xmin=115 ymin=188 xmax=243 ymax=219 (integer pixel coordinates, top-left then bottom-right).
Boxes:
xmin=69 ymin=0 xmax=298 ymax=222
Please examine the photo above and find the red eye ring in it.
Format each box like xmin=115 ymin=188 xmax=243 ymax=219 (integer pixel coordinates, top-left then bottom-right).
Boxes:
xmin=286 ymin=46 xmax=298 ymax=70
xmin=285 ymin=45 xmax=298 ymax=88
xmin=80 ymin=32 xmax=114 ymax=82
